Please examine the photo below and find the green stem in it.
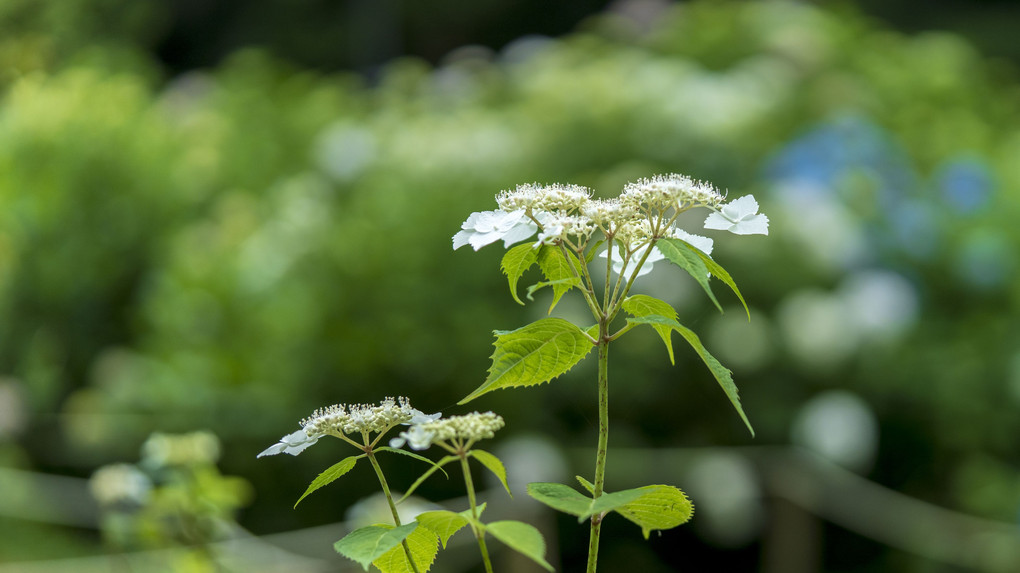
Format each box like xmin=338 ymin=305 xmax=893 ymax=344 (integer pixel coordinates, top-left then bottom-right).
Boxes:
xmin=606 ymin=238 xmax=659 ymax=323
xmin=366 ymin=451 xmax=422 ymax=573
xmin=558 ymin=243 xmax=603 ymax=320
xmin=586 ymin=323 xmax=610 ymax=573
xmin=461 ymin=454 xmax=495 ymax=573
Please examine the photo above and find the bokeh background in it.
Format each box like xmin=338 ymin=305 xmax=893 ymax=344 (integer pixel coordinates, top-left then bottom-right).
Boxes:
xmin=1 ymin=0 xmax=1020 ymax=571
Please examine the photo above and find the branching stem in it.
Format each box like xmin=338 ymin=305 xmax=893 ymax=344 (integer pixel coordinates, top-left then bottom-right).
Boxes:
xmin=460 ymin=454 xmax=495 ymax=573
xmin=366 ymin=450 xmax=422 ymax=573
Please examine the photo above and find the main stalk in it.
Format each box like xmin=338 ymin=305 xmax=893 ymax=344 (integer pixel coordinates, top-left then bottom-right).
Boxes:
xmin=586 ymin=322 xmax=610 ymax=573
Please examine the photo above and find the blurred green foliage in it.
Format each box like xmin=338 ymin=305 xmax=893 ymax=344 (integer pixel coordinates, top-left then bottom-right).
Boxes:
xmin=1 ymin=0 xmax=1019 ymax=571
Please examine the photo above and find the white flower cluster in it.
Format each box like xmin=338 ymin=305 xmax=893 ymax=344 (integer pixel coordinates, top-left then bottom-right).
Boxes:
xmin=89 ymin=463 xmax=152 ymax=506
xmin=620 ymin=173 xmax=725 ymax=210
xmin=535 ymin=213 xmax=596 ymax=246
xmin=452 ymin=173 xmax=767 ymax=256
xmin=390 ymin=411 xmax=505 ymax=451
xmin=258 ymin=397 xmax=440 ymax=457
xmin=601 ymin=227 xmax=716 ymax=278
xmin=142 ymin=431 xmax=221 ymax=467
xmin=497 ymin=183 xmax=592 ymax=212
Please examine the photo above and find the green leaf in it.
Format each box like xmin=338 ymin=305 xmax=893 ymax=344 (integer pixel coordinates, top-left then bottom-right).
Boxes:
xmin=459 ymin=318 xmax=594 ymax=404
xmin=655 ymin=238 xmax=722 ymax=312
xmin=575 ymin=478 xmax=693 ymax=537
xmin=415 ymin=510 xmax=467 ymax=550
xmin=295 ymin=455 xmax=363 ymax=508
xmin=687 ymin=245 xmax=749 ymax=319
xmin=626 ymin=315 xmax=754 ymax=436
xmin=466 ymin=501 xmax=487 ymax=522
xmin=526 ymin=277 xmax=582 ymax=302
xmin=526 ymin=482 xmax=647 ymax=522
xmin=527 ymin=482 xmax=592 ymax=516
xmin=471 ymin=449 xmax=512 ymax=497
xmin=334 ymin=523 xmax=418 ymax=571
xmin=398 ymin=455 xmax=459 ymax=503
xmin=372 ymin=523 xmax=440 ymax=573
xmin=416 ymin=503 xmax=486 ymax=549
xmin=585 ymin=239 xmax=605 ymax=263
xmin=537 ymin=246 xmax=582 ymax=313
xmin=622 ymin=294 xmax=680 ymax=364
xmin=501 ymin=243 xmax=539 ymax=305
xmin=576 ymin=475 xmax=595 ymax=493
xmin=486 ymin=520 xmax=554 ymax=572
xmin=375 ymin=447 xmax=450 ymax=479
xmin=613 ymin=485 xmax=694 ymax=539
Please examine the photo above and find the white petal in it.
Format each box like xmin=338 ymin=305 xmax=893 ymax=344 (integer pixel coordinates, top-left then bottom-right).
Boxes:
xmin=283 ymin=439 xmax=318 ymax=456
xmin=458 ymin=212 xmax=482 ymax=230
xmin=704 ymin=211 xmax=735 ymax=231
xmin=729 ymin=213 xmax=770 ymax=235
xmin=500 ymin=220 xmax=539 ymax=247
xmin=493 ymin=209 xmax=528 ymax=231
xmin=401 ymin=427 xmax=435 ymax=451
xmin=600 ymin=245 xmax=661 ymax=278
xmin=280 ymin=429 xmax=312 ymax=446
xmin=256 ymin=443 xmax=287 ymax=458
xmin=468 ymin=230 xmax=504 ymax=250
xmin=258 ymin=430 xmax=320 ymax=458
xmin=389 ymin=437 xmax=407 ymax=448
xmin=632 ymin=245 xmax=663 ymax=278
xmin=721 ymin=195 xmax=760 ymax=221
xmin=407 ymin=410 xmax=442 ymax=425
xmin=452 ymin=230 xmax=472 ymax=250
xmin=470 ymin=211 xmax=505 ymax=232
xmin=598 ymin=249 xmax=627 ymax=276
xmin=672 ymin=229 xmax=714 ymax=255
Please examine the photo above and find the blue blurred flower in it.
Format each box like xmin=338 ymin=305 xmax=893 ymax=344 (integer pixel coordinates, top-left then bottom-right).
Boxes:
xmin=936 ymin=156 xmax=992 ymax=213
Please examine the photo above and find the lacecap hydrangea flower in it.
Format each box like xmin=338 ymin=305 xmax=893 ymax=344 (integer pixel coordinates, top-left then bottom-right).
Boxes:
xmin=258 ymin=397 xmax=440 ymax=457
xmin=452 ymin=175 xmax=767 ymax=267
xmin=390 ymin=412 xmax=505 ymax=451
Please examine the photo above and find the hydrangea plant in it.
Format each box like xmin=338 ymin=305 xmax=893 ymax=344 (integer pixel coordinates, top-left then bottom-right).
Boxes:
xmin=260 ymin=400 xmax=551 ymax=572
xmin=453 ymin=173 xmax=766 ymax=572
xmin=259 ymin=173 xmax=766 ymax=572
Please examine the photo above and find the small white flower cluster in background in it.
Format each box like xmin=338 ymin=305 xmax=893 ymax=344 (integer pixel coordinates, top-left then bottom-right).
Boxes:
xmin=89 ymin=463 xmax=153 ymax=506
xmin=390 ymin=411 xmax=505 ymax=451
xmin=142 ymin=430 xmax=221 ymax=468
xmin=453 ymin=173 xmax=768 ymax=278
xmin=258 ymin=397 xmax=440 ymax=457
